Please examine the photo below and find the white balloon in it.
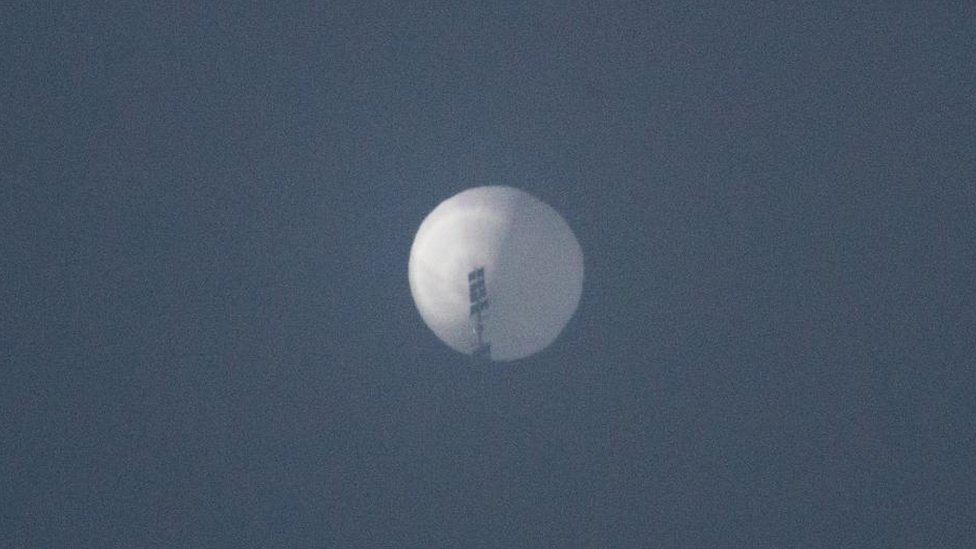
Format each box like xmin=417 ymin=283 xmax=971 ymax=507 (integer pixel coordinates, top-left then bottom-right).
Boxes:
xmin=408 ymin=186 xmax=584 ymax=361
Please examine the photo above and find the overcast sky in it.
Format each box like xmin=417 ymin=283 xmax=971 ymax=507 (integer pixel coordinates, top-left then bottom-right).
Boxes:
xmin=3 ymin=2 xmax=974 ymax=547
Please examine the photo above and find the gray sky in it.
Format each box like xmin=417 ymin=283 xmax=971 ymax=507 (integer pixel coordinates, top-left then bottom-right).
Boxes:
xmin=3 ymin=2 xmax=974 ymax=546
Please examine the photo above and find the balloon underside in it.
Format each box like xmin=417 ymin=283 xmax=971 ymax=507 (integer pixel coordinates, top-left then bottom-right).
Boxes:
xmin=408 ymin=186 xmax=583 ymax=361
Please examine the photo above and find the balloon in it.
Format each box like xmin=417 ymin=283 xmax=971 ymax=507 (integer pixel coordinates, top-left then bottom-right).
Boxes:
xmin=408 ymin=186 xmax=584 ymax=361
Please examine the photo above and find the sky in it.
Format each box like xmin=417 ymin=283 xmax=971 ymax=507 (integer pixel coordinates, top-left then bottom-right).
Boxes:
xmin=2 ymin=2 xmax=974 ymax=547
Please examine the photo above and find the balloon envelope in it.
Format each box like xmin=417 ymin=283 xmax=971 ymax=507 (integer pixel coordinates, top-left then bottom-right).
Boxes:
xmin=408 ymin=186 xmax=584 ymax=361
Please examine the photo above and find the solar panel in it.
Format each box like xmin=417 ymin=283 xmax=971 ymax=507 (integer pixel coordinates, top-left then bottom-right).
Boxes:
xmin=468 ymin=267 xmax=490 ymax=361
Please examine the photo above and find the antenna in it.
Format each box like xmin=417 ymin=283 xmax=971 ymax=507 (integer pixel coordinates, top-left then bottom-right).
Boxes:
xmin=468 ymin=267 xmax=491 ymax=361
